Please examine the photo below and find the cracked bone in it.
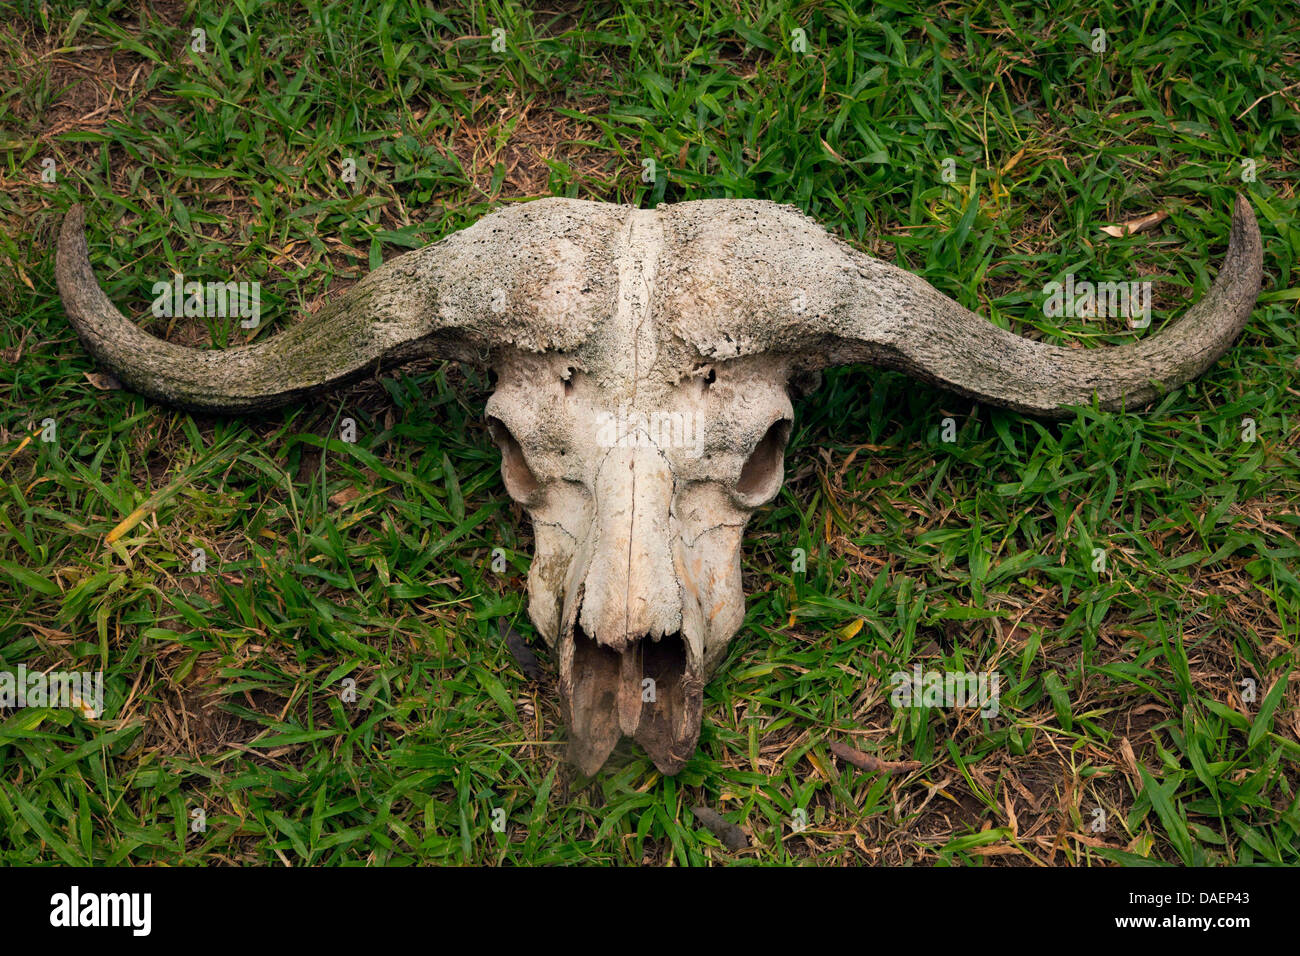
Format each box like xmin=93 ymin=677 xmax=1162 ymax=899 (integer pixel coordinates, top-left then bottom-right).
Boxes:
xmin=56 ymin=195 xmax=1263 ymax=774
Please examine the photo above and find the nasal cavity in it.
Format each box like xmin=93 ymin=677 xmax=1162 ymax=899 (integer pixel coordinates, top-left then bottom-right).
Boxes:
xmin=487 ymin=416 xmax=539 ymax=499
xmin=737 ymin=419 xmax=791 ymax=499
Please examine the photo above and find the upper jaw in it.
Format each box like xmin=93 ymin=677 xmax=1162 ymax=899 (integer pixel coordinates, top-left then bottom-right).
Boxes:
xmin=558 ymin=603 xmax=704 ymax=775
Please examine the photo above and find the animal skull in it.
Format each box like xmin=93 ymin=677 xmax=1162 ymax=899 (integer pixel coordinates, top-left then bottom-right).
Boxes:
xmin=56 ymin=195 xmax=1263 ymax=774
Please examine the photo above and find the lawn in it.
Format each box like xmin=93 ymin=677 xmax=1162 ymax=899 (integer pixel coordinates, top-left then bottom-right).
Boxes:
xmin=0 ymin=0 xmax=1297 ymax=865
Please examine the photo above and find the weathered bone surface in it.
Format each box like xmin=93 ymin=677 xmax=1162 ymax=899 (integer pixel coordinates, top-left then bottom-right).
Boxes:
xmin=57 ymin=195 xmax=1263 ymax=774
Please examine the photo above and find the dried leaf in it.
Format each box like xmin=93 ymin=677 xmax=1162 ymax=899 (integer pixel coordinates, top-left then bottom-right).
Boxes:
xmin=328 ymin=486 xmax=361 ymax=507
xmin=828 ymin=739 xmax=922 ymax=773
xmin=84 ymin=371 xmax=121 ymax=390
xmin=838 ymin=617 xmax=864 ymax=639
xmin=499 ymin=619 xmax=545 ymax=681
xmin=820 ymin=138 xmax=846 ymax=163
xmin=1117 ymin=735 xmax=1142 ymax=788
xmin=1099 ymin=210 xmax=1168 ymax=238
xmin=691 ymin=806 xmax=749 ymax=850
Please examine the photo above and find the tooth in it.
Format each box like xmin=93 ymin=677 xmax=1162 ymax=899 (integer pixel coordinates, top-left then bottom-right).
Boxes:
xmin=617 ymin=644 xmax=643 ymax=735
xmin=563 ymin=628 xmax=622 ymax=775
xmin=634 ymin=646 xmax=703 ymax=775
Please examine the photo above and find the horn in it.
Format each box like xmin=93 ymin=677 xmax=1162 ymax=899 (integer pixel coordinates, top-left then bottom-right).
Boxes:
xmin=55 ymin=199 xmax=625 ymax=414
xmin=668 ymin=194 xmax=1263 ymax=418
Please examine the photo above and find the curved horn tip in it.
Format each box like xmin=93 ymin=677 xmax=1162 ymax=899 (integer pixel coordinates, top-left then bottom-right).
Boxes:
xmin=1229 ymin=192 xmax=1262 ymax=243
xmin=61 ymin=203 xmax=85 ymax=239
xmin=57 ymin=204 xmax=92 ymax=274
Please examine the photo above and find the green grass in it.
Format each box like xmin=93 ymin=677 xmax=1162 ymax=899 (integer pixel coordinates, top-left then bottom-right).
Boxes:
xmin=1 ymin=0 xmax=1297 ymax=865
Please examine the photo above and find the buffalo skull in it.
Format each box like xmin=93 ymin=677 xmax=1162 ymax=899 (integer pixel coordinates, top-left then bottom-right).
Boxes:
xmin=56 ymin=195 xmax=1263 ymax=773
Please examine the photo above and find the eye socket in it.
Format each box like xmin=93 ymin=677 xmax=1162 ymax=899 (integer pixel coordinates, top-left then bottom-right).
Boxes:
xmin=736 ymin=419 xmax=791 ymax=502
xmin=487 ymin=416 xmax=540 ymax=500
